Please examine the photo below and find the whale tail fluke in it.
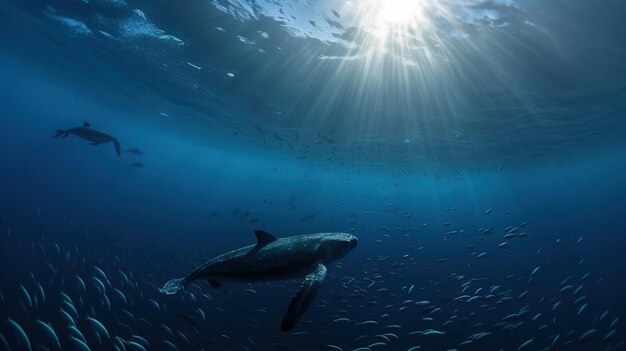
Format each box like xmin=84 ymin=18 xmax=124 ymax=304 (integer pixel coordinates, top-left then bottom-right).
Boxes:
xmin=159 ymin=278 xmax=187 ymax=295
xmin=54 ymin=129 xmax=68 ymax=138
xmin=112 ymin=139 xmax=121 ymax=157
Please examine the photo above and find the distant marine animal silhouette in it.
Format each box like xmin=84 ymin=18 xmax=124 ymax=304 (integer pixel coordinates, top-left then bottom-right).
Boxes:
xmin=124 ymin=147 xmax=144 ymax=155
xmin=55 ymin=122 xmax=121 ymax=157
xmin=160 ymin=231 xmax=358 ymax=331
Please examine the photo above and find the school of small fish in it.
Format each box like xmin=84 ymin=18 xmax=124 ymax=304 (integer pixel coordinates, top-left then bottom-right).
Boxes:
xmin=0 ymin=204 xmax=623 ymax=351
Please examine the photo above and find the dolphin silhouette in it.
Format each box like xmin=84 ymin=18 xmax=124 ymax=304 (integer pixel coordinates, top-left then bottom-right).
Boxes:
xmin=124 ymin=147 xmax=143 ymax=155
xmin=55 ymin=122 xmax=121 ymax=157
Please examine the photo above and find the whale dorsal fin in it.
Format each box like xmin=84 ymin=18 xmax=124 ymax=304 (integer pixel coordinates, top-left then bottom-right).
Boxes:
xmin=254 ymin=230 xmax=277 ymax=246
xmin=83 ymin=122 xmax=91 ymax=127
xmin=246 ymin=230 xmax=277 ymax=256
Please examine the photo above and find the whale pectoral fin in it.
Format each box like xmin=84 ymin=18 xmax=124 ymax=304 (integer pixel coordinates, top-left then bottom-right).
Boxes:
xmin=112 ymin=139 xmax=121 ymax=157
xmin=208 ymin=279 xmax=222 ymax=289
xmin=281 ymin=263 xmax=327 ymax=332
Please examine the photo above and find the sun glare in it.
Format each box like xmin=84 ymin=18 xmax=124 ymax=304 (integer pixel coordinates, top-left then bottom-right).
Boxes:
xmin=350 ymin=0 xmax=434 ymax=43
xmin=376 ymin=0 xmax=427 ymax=26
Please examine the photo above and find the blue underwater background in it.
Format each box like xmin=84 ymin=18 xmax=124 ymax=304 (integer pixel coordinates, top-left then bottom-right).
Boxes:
xmin=1 ymin=0 xmax=626 ymax=350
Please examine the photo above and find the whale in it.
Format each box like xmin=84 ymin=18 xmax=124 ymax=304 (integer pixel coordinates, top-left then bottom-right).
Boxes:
xmin=54 ymin=122 xmax=121 ymax=157
xmin=160 ymin=230 xmax=358 ymax=331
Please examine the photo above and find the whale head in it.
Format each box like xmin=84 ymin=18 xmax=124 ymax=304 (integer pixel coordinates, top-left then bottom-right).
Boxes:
xmin=319 ymin=233 xmax=358 ymax=262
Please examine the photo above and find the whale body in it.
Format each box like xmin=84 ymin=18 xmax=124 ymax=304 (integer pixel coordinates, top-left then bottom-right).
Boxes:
xmin=160 ymin=230 xmax=358 ymax=331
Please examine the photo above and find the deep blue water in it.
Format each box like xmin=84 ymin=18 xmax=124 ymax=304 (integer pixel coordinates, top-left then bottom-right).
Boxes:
xmin=1 ymin=0 xmax=626 ymax=350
